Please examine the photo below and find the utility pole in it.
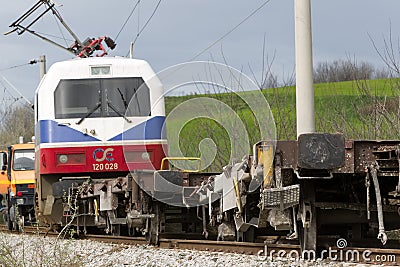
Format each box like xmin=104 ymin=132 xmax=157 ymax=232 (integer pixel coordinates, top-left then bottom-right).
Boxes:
xmin=39 ymin=55 xmax=46 ymax=80
xmin=295 ymin=0 xmax=315 ymax=137
xmin=294 ymin=0 xmax=317 ymax=254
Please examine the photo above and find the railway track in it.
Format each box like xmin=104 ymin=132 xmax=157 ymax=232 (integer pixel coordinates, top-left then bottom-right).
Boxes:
xmin=0 ymin=224 xmax=399 ymax=265
xmin=159 ymin=239 xmax=400 ymax=265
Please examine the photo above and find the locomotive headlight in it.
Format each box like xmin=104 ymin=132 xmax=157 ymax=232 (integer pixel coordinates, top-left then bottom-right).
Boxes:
xmin=141 ymin=152 xmax=151 ymax=160
xmin=91 ymin=66 xmax=111 ymax=76
xmin=56 ymin=153 xmax=85 ymax=165
xmin=58 ymin=154 xmax=68 ymax=164
xmin=125 ymin=151 xmax=153 ymax=162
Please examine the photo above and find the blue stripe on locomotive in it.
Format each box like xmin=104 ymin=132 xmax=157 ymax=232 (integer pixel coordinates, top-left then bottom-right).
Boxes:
xmin=39 ymin=116 xmax=166 ymax=143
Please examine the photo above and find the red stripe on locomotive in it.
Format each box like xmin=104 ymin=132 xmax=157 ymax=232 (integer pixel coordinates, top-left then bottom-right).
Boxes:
xmin=39 ymin=144 xmax=166 ymax=174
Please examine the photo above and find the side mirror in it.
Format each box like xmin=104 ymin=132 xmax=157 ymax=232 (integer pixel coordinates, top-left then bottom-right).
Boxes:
xmin=0 ymin=152 xmax=7 ymax=173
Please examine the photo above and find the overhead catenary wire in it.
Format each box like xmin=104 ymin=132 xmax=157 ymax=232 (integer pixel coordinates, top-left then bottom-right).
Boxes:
xmin=189 ymin=0 xmax=272 ymax=62
xmin=0 ymin=79 xmax=27 ymax=125
xmin=0 ymin=80 xmax=20 ymax=103
xmin=132 ymin=0 xmax=162 ymax=46
xmin=125 ymin=0 xmax=162 ymax=57
xmin=0 ymin=62 xmax=31 ymax=72
xmin=114 ymin=0 xmax=141 ymax=42
xmin=137 ymin=1 xmax=141 ymax=38
xmin=0 ymin=74 xmax=33 ymax=107
xmin=0 ymin=58 xmax=41 ymax=72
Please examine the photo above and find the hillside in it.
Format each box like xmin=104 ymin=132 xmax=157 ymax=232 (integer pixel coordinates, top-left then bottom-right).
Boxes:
xmin=164 ymin=78 xmax=400 ymax=171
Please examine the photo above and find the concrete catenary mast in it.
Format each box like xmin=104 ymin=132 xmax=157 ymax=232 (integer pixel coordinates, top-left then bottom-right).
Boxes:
xmin=295 ymin=0 xmax=315 ymax=136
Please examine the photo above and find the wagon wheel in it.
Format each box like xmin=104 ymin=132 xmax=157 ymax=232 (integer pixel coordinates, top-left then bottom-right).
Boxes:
xmin=111 ymin=224 xmax=120 ymax=236
xmin=6 ymin=206 xmax=13 ymax=231
xmin=34 ymin=192 xmax=40 ymax=221
xmin=299 ymin=180 xmax=317 ymax=254
xmin=244 ymin=226 xmax=255 ymax=242
xmin=145 ymin=202 xmax=160 ymax=245
xmin=299 ymin=216 xmax=316 ymax=252
xmin=8 ymin=204 xmax=21 ymax=231
xmin=106 ymin=211 xmax=121 ymax=236
xmin=128 ymin=225 xmax=136 ymax=237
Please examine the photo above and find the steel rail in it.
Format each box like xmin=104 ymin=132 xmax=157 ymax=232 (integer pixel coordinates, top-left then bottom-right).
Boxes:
xmin=0 ymin=225 xmax=399 ymax=265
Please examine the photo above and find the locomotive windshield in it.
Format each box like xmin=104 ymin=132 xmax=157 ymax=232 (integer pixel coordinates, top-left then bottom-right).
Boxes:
xmin=54 ymin=77 xmax=151 ymax=120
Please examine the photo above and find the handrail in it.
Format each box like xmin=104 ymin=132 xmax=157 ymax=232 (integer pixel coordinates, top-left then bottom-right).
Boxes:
xmin=160 ymin=157 xmax=202 ymax=173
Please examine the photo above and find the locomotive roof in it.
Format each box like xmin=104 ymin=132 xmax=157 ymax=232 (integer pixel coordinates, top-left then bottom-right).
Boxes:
xmin=45 ymin=57 xmax=156 ymax=80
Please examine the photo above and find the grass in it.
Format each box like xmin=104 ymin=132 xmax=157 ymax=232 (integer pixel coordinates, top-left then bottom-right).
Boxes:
xmin=164 ymin=78 xmax=400 ymax=171
xmin=0 ymin=231 xmax=82 ymax=266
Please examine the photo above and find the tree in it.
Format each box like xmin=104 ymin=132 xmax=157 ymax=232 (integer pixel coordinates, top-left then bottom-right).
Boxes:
xmin=313 ymin=59 xmax=378 ymax=83
xmin=0 ymin=104 xmax=34 ymax=149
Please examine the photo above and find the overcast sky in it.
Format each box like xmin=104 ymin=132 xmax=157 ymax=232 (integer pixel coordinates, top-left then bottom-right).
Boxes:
xmin=0 ymin=0 xmax=400 ymax=103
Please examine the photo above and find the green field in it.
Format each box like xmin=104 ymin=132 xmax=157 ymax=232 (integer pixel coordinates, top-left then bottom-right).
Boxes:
xmin=164 ymin=78 xmax=400 ymax=171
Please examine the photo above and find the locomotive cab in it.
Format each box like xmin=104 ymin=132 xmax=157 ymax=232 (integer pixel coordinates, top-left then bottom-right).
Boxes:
xmin=35 ymin=57 xmax=167 ymax=229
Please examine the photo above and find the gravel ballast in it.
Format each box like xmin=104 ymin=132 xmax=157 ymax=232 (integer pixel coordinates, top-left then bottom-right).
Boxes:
xmin=0 ymin=233 xmax=391 ymax=267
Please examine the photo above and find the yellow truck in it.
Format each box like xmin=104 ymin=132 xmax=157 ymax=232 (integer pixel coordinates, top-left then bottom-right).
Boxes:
xmin=5 ymin=142 xmax=35 ymax=229
xmin=0 ymin=151 xmax=9 ymax=213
